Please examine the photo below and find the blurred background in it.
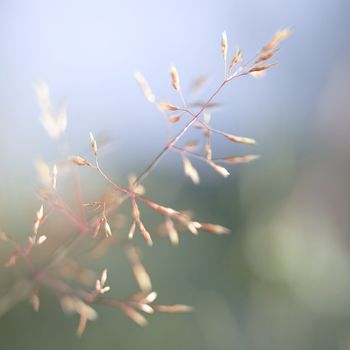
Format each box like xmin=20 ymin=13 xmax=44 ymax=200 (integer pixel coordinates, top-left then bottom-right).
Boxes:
xmin=1 ymin=0 xmax=350 ymax=349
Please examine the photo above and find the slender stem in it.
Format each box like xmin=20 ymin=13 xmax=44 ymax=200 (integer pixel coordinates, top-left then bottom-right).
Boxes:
xmin=172 ymin=146 xmax=207 ymax=162
xmin=53 ymin=202 xmax=89 ymax=234
xmin=71 ymin=164 xmax=86 ymax=225
xmin=95 ymin=160 xmax=134 ymax=198
xmin=133 ymin=79 xmax=228 ymax=186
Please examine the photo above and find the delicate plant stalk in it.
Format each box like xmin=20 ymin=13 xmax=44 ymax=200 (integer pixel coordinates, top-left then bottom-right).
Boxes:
xmin=0 ymin=29 xmax=290 ymax=335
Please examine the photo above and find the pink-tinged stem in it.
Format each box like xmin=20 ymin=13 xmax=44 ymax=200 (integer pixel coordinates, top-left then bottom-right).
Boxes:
xmin=53 ymin=201 xmax=90 ymax=234
xmin=133 ymin=79 xmax=228 ymax=185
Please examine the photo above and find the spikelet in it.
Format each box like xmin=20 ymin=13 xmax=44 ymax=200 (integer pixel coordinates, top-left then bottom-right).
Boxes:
xmin=128 ymin=174 xmax=145 ymax=195
xmin=0 ymin=230 xmax=8 ymax=241
xmin=169 ymin=114 xmax=181 ymax=123
xmin=229 ymin=48 xmax=243 ymax=69
xmin=133 ymin=302 xmax=154 ymax=315
xmin=205 ymin=127 xmax=212 ymax=161
xmin=250 ymin=70 xmax=267 ymax=79
xmin=159 ymin=102 xmax=179 ymax=111
xmin=60 ymin=296 xmax=98 ymax=321
xmin=52 ymin=164 xmax=58 ymax=190
xmin=29 ymin=292 xmax=40 ymax=312
xmin=127 ymin=246 xmax=152 ymax=292
xmin=205 ymin=142 xmax=212 ymax=161
xmin=131 ymin=291 xmax=157 ymax=304
xmin=134 ymin=71 xmax=156 ymax=103
xmin=36 ymin=205 xmax=44 ymax=221
xmin=36 ymin=81 xmax=67 ymax=140
xmin=5 ymin=254 xmax=17 ymax=267
xmin=76 ymin=315 xmax=88 ymax=337
xmin=69 ymin=156 xmax=92 ymax=167
xmin=223 ymin=132 xmax=256 ymax=145
xmin=221 ymin=154 xmax=259 ymax=164
xmin=131 ymin=200 xmax=141 ymax=221
xmin=165 ymin=217 xmax=179 ymax=246
xmin=197 ymin=223 xmax=230 ymax=235
xmin=104 ymin=220 xmax=112 ymax=238
xmin=93 ymin=217 xmax=104 ymax=237
xmin=36 ymin=235 xmax=47 ymax=245
xmin=89 ymin=132 xmax=97 ymax=156
xmin=120 ymin=304 xmax=148 ymax=327
xmin=95 ymin=268 xmax=110 ymax=294
xmin=128 ymin=221 xmax=136 ymax=239
xmin=189 ymin=75 xmax=209 ymax=95
xmin=255 ymin=49 xmax=278 ymax=63
xmin=184 ymin=140 xmax=200 ymax=150
xmin=154 ymin=304 xmax=194 ymax=313
xmin=221 ymin=31 xmax=228 ymax=60
xmin=170 ymin=65 xmax=180 ymax=91
xmin=204 ymin=112 xmax=211 ymax=124
xmin=36 ymin=159 xmax=51 ymax=184
xmin=207 ymin=161 xmax=230 ymax=178
xmin=182 ymin=156 xmax=200 ymax=185
xmin=33 ymin=205 xmax=44 ymax=236
xmin=262 ymin=28 xmax=291 ymax=52
xmin=138 ymin=220 xmax=153 ymax=246
xmin=248 ymin=63 xmax=275 ymax=74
